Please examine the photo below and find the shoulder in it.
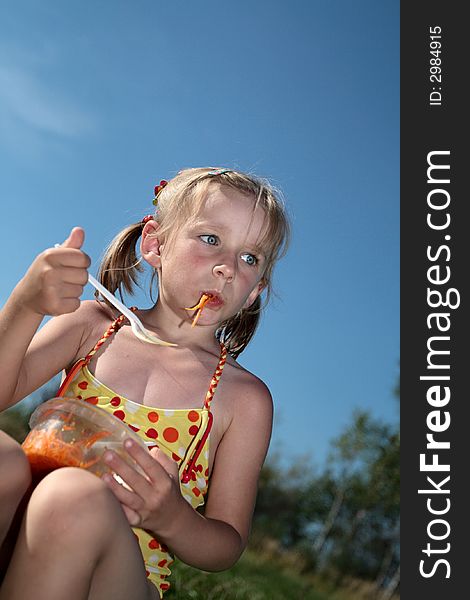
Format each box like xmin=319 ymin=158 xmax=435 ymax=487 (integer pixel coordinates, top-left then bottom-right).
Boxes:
xmin=55 ymin=299 xmax=114 ymax=336
xmin=222 ymin=358 xmax=273 ymax=421
xmin=70 ymin=300 xmax=117 ymax=357
xmin=73 ymin=299 xmax=115 ymax=326
xmin=40 ymin=300 xmax=116 ymax=366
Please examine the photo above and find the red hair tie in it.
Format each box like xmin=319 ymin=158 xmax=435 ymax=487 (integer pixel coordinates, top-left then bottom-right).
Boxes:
xmin=142 ymin=215 xmax=154 ymax=224
xmin=153 ymin=179 xmax=168 ymax=206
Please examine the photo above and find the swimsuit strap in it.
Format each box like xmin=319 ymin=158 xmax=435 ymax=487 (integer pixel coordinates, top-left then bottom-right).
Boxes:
xmin=84 ymin=311 xmax=228 ymax=409
xmin=64 ymin=308 xmax=227 ymax=411
xmin=82 ymin=310 xmax=227 ymax=410
xmin=83 ymin=313 xmax=128 ymax=366
xmin=56 ymin=312 xmax=128 ymax=397
xmin=203 ymin=343 xmax=227 ymax=410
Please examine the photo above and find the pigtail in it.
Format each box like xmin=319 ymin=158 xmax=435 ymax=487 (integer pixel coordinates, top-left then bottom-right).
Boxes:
xmin=216 ymin=296 xmax=262 ymax=359
xmin=96 ymin=222 xmax=145 ymax=304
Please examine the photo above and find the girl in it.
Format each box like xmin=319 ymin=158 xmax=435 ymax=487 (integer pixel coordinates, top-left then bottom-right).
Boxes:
xmin=0 ymin=167 xmax=289 ymax=599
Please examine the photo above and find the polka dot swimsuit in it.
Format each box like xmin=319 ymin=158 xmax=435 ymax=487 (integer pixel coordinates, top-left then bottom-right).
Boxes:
xmin=56 ymin=313 xmax=227 ymax=597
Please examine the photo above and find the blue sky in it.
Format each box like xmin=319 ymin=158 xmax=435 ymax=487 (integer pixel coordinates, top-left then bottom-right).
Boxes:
xmin=0 ymin=0 xmax=399 ymax=468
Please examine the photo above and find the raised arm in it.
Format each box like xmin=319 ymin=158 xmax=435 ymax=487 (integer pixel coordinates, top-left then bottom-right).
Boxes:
xmin=0 ymin=228 xmax=90 ymax=410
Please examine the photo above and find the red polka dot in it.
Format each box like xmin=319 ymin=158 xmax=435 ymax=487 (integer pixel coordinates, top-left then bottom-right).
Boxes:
xmin=189 ymin=425 xmax=199 ymax=436
xmin=196 ymin=464 xmax=203 ymax=472
xmin=110 ymin=396 xmax=121 ymax=406
xmin=158 ymin=559 xmax=167 ymax=567
xmin=77 ymin=395 xmax=82 ymax=400
xmin=205 ymin=468 xmax=209 ymax=477
xmin=160 ymin=583 xmax=170 ymax=591
xmin=188 ymin=410 xmax=199 ymax=422
xmin=160 ymin=543 xmax=169 ymax=552
xmin=113 ymin=410 xmax=125 ymax=420
xmin=128 ymin=424 xmax=140 ymax=433
xmin=78 ymin=381 xmax=88 ymax=390
xmin=148 ymin=539 xmax=159 ymax=549
xmin=163 ymin=427 xmax=179 ymax=443
xmin=148 ymin=411 xmax=159 ymax=423
xmin=192 ymin=487 xmax=201 ymax=497
xmin=172 ymin=452 xmax=181 ymax=461
xmin=146 ymin=428 xmax=158 ymax=439
xmin=86 ymin=396 xmax=99 ymax=405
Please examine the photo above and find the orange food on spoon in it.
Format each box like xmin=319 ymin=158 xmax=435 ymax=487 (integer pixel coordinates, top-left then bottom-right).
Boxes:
xmin=184 ymin=294 xmax=213 ymax=327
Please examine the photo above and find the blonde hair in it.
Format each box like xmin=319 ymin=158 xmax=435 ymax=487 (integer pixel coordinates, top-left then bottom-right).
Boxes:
xmin=98 ymin=167 xmax=290 ymax=357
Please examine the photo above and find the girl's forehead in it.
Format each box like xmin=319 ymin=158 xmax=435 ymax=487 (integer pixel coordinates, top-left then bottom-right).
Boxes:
xmin=197 ymin=186 xmax=263 ymax=220
xmin=193 ymin=186 xmax=267 ymax=239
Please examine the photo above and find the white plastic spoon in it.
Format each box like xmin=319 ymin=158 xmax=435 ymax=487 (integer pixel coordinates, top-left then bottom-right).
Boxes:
xmin=54 ymin=243 xmax=176 ymax=346
xmin=87 ymin=274 xmax=176 ymax=347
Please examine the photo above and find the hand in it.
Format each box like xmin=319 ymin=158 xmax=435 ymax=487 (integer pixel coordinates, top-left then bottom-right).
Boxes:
xmin=102 ymin=439 xmax=185 ymax=535
xmin=18 ymin=227 xmax=90 ymax=316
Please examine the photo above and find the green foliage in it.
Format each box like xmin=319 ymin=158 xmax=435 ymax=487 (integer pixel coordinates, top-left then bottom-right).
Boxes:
xmin=0 ymin=376 xmax=61 ymax=442
xmin=166 ymin=550 xmax=331 ymax=600
xmin=0 ymin=402 xmax=31 ymax=442
xmin=252 ymin=395 xmax=400 ymax=596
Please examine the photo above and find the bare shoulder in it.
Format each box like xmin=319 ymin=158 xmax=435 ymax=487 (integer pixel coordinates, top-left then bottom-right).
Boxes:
xmin=71 ymin=299 xmax=115 ymax=329
xmin=222 ymin=358 xmax=273 ymax=419
xmin=64 ymin=300 xmax=117 ymax=359
xmin=28 ymin=300 xmax=115 ymax=367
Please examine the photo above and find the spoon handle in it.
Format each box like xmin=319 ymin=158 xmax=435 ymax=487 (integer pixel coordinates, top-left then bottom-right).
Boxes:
xmin=87 ymin=274 xmax=137 ymax=324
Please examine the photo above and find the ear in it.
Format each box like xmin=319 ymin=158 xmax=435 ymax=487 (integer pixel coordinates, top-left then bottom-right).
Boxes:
xmin=243 ymin=279 xmax=266 ymax=309
xmin=140 ymin=220 xmax=164 ymax=268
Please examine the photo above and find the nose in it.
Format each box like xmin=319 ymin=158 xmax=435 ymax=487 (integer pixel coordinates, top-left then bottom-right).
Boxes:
xmin=213 ymin=258 xmax=235 ymax=282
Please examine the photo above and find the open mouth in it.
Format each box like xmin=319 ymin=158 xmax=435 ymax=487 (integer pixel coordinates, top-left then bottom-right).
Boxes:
xmin=184 ymin=293 xmax=214 ymax=327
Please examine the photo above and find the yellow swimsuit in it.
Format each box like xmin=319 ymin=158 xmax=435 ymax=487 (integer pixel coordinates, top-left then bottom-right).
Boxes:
xmin=56 ymin=313 xmax=227 ymax=597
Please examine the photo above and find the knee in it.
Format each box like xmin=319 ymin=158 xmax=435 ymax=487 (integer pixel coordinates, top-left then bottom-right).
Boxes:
xmin=0 ymin=431 xmax=32 ymax=504
xmin=28 ymin=468 xmax=123 ymax=540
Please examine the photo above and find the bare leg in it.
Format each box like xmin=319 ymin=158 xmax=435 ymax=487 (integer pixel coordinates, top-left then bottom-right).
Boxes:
xmin=0 ymin=431 xmax=32 ymax=580
xmin=0 ymin=467 xmax=160 ymax=600
xmin=0 ymin=431 xmax=31 ymax=544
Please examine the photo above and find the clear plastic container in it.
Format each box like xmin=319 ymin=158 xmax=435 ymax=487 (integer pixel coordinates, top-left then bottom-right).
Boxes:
xmin=22 ymin=397 xmax=147 ymax=480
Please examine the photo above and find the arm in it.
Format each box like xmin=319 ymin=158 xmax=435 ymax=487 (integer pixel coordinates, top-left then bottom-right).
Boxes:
xmin=104 ymin=376 xmax=273 ymax=571
xmin=0 ymin=228 xmax=90 ymax=410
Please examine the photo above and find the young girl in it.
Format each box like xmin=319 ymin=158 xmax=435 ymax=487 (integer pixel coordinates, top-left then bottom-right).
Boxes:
xmin=0 ymin=167 xmax=289 ymax=599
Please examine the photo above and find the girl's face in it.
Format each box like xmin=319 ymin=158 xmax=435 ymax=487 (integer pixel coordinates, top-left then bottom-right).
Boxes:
xmin=147 ymin=185 xmax=267 ymax=329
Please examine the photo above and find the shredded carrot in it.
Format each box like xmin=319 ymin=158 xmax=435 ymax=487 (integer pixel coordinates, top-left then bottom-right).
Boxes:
xmin=22 ymin=423 xmax=110 ymax=480
xmin=184 ymin=294 xmax=212 ymax=327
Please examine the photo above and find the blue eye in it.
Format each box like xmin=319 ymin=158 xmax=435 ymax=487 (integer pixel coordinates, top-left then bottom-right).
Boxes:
xmin=241 ymin=253 xmax=257 ymax=266
xmin=200 ymin=234 xmax=218 ymax=245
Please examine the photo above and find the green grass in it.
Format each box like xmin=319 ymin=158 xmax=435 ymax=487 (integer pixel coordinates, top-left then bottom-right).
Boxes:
xmin=165 ymin=549 xmax=332 ymax=600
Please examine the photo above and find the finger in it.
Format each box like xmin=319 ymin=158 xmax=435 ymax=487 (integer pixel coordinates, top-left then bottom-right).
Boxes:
xmin=120 ymin=505 xmax=141 ymax=528
xmin=104 ymin=450 xmax=151 ymax=497
xmin=59 ymin=266 xmax=90 ymax=285
xmin=51 ymin=298 xmax=81 ymax=315
xmin=103 ymin=472 xmax=140 ymax=505
xmin=124 ymin=439 xmax=176 ymax=481
xmin=102 ymin=475 xmax=142 ymax=526
xmin=55 ymin=252 xmax=91 ymax=270
xmin=56 ymin=283 xmax=86 ymax=298
xmin=61 ymin=227 xmax=85 ymax=249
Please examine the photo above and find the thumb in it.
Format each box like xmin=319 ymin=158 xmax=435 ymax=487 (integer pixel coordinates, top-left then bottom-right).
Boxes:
xmin=61 ymin=227 xmax=85 ymax=249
